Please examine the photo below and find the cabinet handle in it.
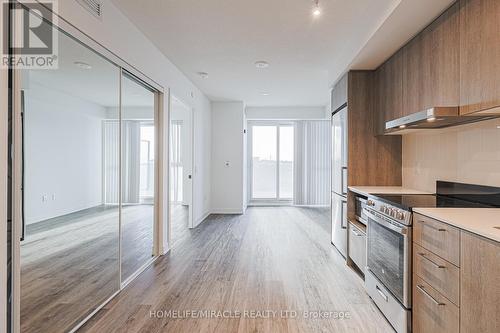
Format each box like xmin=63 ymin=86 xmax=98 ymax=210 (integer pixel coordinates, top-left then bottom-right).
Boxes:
xmin=418 ymin=220 xmax=446 ymax=232
xmin=416 ymin=285 xmax=445 ymax=306
xmin=376 ymin=285 xmax=388 ymax=302
xmin=351 ymin=228 xmax=364 ymax=237
xmin=418 ymin=252 xmax=445 ymax=269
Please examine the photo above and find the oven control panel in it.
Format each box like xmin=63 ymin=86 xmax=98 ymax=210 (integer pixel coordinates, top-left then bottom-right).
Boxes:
xmin=365 ymin=199 xmax=412 ymax=225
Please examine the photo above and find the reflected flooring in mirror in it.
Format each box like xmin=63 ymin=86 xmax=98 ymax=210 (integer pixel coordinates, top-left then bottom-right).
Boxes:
xmin=20 ymin=205 xmax=153 ymax=333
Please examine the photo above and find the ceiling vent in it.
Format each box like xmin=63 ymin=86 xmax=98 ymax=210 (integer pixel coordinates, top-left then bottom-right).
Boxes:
xmin=76 ymin=0 xmax=103 ymax=19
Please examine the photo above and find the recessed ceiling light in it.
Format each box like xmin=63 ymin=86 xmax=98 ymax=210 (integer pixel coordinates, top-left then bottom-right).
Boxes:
xmin=197 ymin=72 xmax=209 ymax=79
xmin=261 ymin=92 xmax=270 ymax=96
xmin=312 ymin=0 xmax=321 ymax=16
xmin=74 ymin=61 xmax=92 ymax=70
xmin=427 ymin=117 xmax=437 ymax=122
xmin=399 ymin=125 xmax=407 ymax=129
xmin=255 ymin=61 xmax=269 ymax=69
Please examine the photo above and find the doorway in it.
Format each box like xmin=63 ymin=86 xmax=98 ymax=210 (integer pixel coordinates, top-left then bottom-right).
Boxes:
xmin=248 ymin=122 xmax=295 ymax=203
xmin=169 ymin=97 xmax=194 ymax=247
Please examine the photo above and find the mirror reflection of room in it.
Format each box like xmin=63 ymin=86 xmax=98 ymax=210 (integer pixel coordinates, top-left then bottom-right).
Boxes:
xmin=19 ymin=21 xmax=157 ymax=333
xmin=119 ymin=74 xmax=156 ymax=282
xmin=20 ymin=29 xmax=121 ymax=333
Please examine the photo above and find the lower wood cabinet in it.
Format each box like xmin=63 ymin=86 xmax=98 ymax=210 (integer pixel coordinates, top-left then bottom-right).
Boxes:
xmin=460 ymin=231 xmax=500 ymax=333
xmin=412 ymin=214 xmax=500 ymax=333
xmin=413 ymin=275 xmax=459 ymax=333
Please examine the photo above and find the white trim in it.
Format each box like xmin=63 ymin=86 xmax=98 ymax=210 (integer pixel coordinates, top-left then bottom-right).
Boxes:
xmin=210 ymin=209 xmax=244 ymax=214
xmin=194 ymin=210 xmax=212 ymax=227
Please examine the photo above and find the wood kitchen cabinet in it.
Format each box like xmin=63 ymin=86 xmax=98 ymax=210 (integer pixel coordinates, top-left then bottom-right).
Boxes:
xmin=412 ymin=213 xmax=500 ymax=333
xmin=460 ymin=231 xmax=500 ymax=333
xmin=375 ymin=49 xmax=403 ymax=134
xmin=459 ymin=0 xmax=500 ymax=115
xmin=402 ymin=2 xmax=460 ymax=114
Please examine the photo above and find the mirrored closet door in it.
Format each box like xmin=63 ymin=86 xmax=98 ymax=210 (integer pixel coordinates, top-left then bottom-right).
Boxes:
xmin=19 ymin=21 xmax=121 ymax=333
xmin=120 ymin=73 xmax=156 ymax=283
xmin=13 ymin=7 xmax=159 ymax=333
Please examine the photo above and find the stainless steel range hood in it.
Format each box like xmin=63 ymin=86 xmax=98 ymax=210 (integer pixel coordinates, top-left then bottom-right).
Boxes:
xmin=385 ymin=107 xmax=499 ymax=134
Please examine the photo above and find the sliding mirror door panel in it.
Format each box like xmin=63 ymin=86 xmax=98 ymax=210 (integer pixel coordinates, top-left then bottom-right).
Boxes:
xmin=19 ymin=20 xmax=121 ymax=333
xmin=120 ymin=73 xmax=156 ymax=283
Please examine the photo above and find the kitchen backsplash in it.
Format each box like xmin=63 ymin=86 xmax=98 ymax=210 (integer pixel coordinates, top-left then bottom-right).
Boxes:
xmin=403 ymin=117 xmax=500 ymax=192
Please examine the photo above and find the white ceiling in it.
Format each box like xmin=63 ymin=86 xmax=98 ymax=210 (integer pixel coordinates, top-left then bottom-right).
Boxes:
xmin=28 ymin=27 xmax=155 ymax=108
xmin=111 ymin=0 xmax=455 ymax=107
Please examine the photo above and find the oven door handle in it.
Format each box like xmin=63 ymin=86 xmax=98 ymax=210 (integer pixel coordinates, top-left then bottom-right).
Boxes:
xmin=364 ymin=208 xmax=407 ymax=235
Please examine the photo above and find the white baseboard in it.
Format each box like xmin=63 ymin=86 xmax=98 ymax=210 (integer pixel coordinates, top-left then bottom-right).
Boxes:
xmin=210 ymin=208 xmax=244 ymax=214
xmin=193 ymin=210 xmax=211 ymax=228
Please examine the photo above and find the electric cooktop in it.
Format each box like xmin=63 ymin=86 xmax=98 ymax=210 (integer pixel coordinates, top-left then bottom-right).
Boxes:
xmin=369 ymin=181 xmax=500 ymax=211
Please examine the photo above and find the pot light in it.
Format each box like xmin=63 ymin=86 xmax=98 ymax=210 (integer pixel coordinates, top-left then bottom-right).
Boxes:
xmin=312 ymin=0 xmax=321 ymax=17
xmin=74 ymin=61 xmax=92 ymax=70
xmin=197 ymin=72 xmax=209 ymax=79
xmin=255 ymin=61 xmax=269 ymax=69
xmin=261 ymin=92 xmax=270 ymax=96
xmin=427 ymin=117 xmax=437 ymax=122
xmin=399 ymin=125 xmax=407 ymax=129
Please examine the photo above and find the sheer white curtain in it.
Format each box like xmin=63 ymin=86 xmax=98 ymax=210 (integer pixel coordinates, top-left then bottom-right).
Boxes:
xmin=121 ymin=120 xmax=141 ymax=204
xmin=293 ymin=120 xmax=331 ymax=206
xmin=103 ymin=120 xmax=141 ymax=204
xmin=170 ymin=120 xmax=183 ymax=203
xmin=103 ymin=121 xmax=119 ymax=204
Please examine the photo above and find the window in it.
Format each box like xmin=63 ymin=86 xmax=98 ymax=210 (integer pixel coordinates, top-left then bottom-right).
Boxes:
xmin=250 ymin=123 xmax=294 ymax=201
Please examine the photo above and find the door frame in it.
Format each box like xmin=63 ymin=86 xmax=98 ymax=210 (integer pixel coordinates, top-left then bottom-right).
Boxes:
xmin=8 ymin=2 xmax=166 ymax=333
xmin=247 ymin=120 xmax=295 ymax=205
xmin=168 ymin=96 xmax=195 ymax=237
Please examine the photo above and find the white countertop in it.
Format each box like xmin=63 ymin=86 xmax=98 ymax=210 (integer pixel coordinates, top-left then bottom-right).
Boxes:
xmin=348 ymin=186 xmax=432 ymax=197
xmin=413 ymin=208 xmax=500 ymax=243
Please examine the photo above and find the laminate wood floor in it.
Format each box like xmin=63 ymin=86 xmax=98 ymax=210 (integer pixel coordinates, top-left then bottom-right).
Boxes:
xmin=79 ymin=207 xmax=393 ymax=333
xmin=21 ymin=205 xmax=154 ymax=333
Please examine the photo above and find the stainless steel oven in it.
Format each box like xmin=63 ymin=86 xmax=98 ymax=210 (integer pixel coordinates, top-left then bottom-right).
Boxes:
xmin=365 ymin=207 xmax=411 ymax=307
xmin=364 ymin=199 xmax=412 ymax=333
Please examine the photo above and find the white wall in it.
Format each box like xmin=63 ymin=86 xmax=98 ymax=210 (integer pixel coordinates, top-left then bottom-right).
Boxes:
xmin=56 ymin=0 xmax=212 ymax=235
xmin=211 ymin=102 xmax=245 ymax=213
xmin=246 ymin=106 xmax=328 ymax=120
xmin=25 ymin=83 xmax=105 ymax=224
xmin=403 ymin=118 xmax=500 ymax=192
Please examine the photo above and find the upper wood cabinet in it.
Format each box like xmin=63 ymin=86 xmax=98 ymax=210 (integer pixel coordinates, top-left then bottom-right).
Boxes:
xmin=403 ymin=3 xmax=460 ymax=114
xmin=459 ymin=0 xmax=500 ymax=115
xmin=331 ymin=73 xmax=348 ymax=112
xmin=460 ymin=231 xmax=500 ymax=333
xmin=375 ymin=49 xmax=403 ymax=134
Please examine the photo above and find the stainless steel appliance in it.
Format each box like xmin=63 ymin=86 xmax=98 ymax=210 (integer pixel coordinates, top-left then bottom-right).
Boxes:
xmin=364 ymin=198 xmax=411 ymax=333
xmin=384 ymin=106 xmax=498 ymax=134
xmin=354 ymin=196 xmax=368 ymax=225
xmin=364 ymin=181 xmax=500 ymax=333
xmin=331 ymin=103 xmax=348 ymax=257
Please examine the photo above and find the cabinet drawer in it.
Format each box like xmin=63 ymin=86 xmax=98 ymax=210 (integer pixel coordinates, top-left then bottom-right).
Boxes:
xmin=413 ymin=213 xmax=460 ymax=266
xmin=413 ymin=243 xmax=459 ymax=306
xmin=413 ymin=275 xmax=459 ymax=333
xmin=348 ymin=222 xmax=366 ymax=273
